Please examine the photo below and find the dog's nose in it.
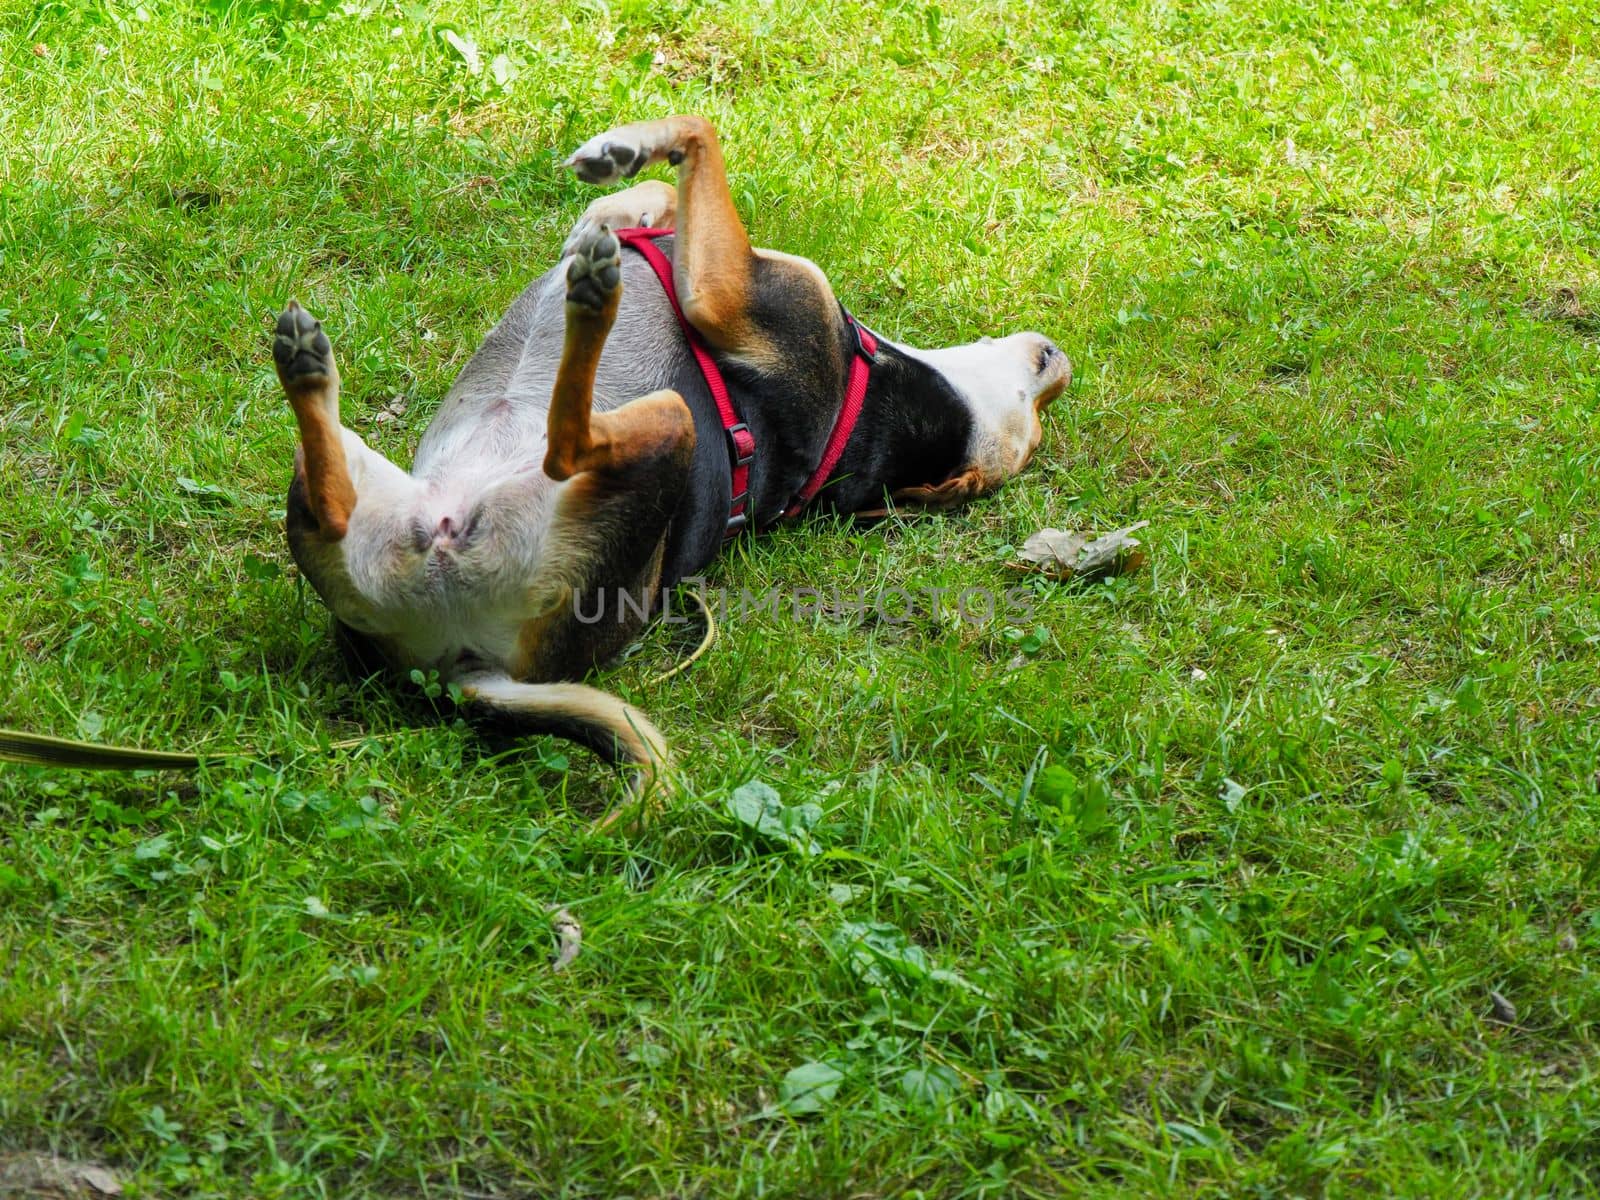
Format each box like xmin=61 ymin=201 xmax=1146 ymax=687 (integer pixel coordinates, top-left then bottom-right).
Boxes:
xmin=1033 ymin=338 xmax=1070 ymax=410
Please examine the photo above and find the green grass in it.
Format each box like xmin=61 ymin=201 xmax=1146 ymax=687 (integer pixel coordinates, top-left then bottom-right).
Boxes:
xmin=4 ymin=0 xmax=1600 ymax=1194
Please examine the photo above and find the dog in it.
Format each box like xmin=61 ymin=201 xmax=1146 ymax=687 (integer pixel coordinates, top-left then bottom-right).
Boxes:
xmin=274 ymin=115 xmax=1070 ymax=807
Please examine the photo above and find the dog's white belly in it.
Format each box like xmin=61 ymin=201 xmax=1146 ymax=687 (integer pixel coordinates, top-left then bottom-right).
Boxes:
xmin=330 ymin=443 xmax=567 ymax=676
xmin=324 ymin=257 xmax=695 ymax=677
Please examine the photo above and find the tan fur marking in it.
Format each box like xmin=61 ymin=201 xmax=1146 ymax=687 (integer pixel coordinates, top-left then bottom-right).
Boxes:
xmin=544 ymin=288 xmax=623 ymax=481
xmin=892 ymin=467 xmax=992 ymax=509
xmin=1036 ymin=373 xmax=1068 ymax=411
xmin=586 ymin=390 xmax=697 ymax=474
xmin=549 ymin=380 xmax=695 ymax=481
xmin=277 ymin=366 xmax=355 ymax=540
xmin=511 ymin=577 xmax=576 ymax=679
xmin=661 ymin=115 xmax=757 ymax=350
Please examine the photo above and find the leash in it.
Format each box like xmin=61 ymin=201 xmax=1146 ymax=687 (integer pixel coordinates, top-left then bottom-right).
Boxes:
xmin=640 ymin=585 xmax=717 ymax=686
xmin=0 ymin=590 xmax=717 ymax=773
xmin=0 ymin=729 xmax=208 ymax=771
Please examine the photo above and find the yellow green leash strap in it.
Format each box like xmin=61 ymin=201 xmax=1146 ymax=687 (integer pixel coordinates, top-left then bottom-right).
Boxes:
xmin=0 ymin=730 xmax=392 ymax=770
xmin=0 ymin=728 xmax=211 ymax=771
xmin=641 ymin=587 xmax=716 ymax=686
xmin=0 ymin=590 xmax=717 ymax=773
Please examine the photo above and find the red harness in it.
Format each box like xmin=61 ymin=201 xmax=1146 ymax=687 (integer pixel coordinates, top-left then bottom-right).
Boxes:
xmin=614 ymin=227 xmax=876 ymax=537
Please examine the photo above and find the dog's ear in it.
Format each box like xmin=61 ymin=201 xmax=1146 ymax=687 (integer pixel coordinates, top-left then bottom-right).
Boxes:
xmin=892 ymin=467 xmax=987 ymax=510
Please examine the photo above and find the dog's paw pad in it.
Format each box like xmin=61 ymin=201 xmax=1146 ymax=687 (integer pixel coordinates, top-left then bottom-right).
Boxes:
xmin=274 ymin=301 xmax=334 ymax=384
xmin=566 ymin=226 xmax=622 ymax=312
xmin=566 ymin=135 xmax=647 ymax=186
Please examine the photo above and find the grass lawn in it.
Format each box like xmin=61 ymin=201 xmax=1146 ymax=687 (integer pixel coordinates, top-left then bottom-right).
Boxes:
xmin=4 ymin=0 xmax=1600 ymax=1194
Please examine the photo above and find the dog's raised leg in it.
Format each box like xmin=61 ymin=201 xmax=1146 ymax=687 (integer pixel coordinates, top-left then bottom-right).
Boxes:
xmin=567 ymin=116 xmax=761 ymax=354
xmin=274 ymin=302 xmax=357 ymax=538
xmin=536 ymin=227 xmax=694 ymax=654
xmin=274 ymin=303 xmax=422 ymax=640
xmin=542 ymin=226 xmax=697 ymax=481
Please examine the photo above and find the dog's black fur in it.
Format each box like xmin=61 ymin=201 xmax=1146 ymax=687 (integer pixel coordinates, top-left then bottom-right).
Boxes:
xmin=652 ymin=236 xmax=977 ymax=585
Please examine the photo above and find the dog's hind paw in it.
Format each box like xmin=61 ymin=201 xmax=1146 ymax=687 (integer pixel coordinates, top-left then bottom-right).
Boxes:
xmin=566 ymin=225 xmax=622 ymax=314
xmin=273 ymin=300 xmax=335 ymax=387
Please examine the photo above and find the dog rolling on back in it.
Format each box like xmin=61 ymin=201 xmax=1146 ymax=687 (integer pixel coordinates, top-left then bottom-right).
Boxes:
xmin=276 ymin=115 xmax=1069 ymax=808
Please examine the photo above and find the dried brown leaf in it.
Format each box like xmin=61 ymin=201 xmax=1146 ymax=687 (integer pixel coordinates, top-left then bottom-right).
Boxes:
xmin=79 ymin=1165 xmax=122 ymax=1196
xmin=369 ymin=395 xmax=410 ymax=425
xmin=1015 ymin=521 xmax=1149 ymax=580
xmin=0 ymin=1154 xmax=120 ymax=1197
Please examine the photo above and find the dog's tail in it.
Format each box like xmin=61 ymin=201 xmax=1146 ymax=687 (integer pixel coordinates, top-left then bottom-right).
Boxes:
xmin=455 ymin=672 xmax=671 ymax=826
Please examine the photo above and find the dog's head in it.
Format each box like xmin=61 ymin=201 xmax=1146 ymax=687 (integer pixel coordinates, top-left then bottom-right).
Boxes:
xmin=906 ymin=332 xmax=1070 ymax=464
xmin=873 ymin=329 xmax=1070 ymax=507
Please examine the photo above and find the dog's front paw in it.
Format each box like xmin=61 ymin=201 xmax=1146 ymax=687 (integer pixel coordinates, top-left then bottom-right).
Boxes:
xmin=274 ymin=300 xmax=335 ymax=387
xmin=565 ymin=118 xmax=706 ymax=187
xmin=566 ymin=132 xmax=649 ymax=186
xmin=566 ymin=225 xmax=622 ymax=314
xmin=565 ymin=119 xmax=685 ymax=187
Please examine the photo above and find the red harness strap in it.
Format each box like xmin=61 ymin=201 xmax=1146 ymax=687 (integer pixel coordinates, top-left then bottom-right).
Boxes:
xmin=613 ymin=226 xmax=873 ymax=533
xmin=781 ymin=310 xmax=877 ymax=519
xmin=615 ymin=226 xmax=753 ymax=537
